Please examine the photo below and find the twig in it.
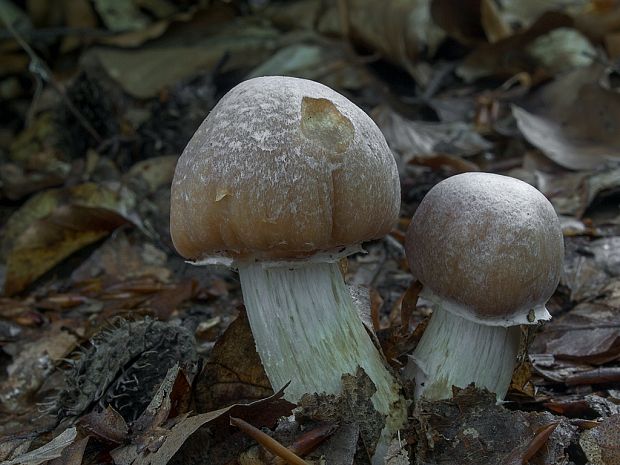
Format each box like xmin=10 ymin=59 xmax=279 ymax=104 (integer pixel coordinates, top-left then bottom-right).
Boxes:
xmin=0 ymin=15 xmax=103 ymax=142
xmin=230 ymin=416 xmax=310 ymax=465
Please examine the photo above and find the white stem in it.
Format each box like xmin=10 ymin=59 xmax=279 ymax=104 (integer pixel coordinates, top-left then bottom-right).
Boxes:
xmin=238 ymin=261 xmax=405 ymax=460
xmin=405 ymin=304 xmax=520 ymax=401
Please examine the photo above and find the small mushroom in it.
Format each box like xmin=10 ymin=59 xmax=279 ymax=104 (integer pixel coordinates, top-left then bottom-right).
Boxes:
xmin=170 ymin=76 xmax=405 ymax=457
xmin=403 ymin=172 xmax=564 ymax=400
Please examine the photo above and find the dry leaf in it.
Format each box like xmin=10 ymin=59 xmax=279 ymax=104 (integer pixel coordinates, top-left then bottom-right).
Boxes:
xmin=413 ymin=386 xmax=577 ymax=465
xmin=0 ymin=428 xmax=77 ymax=465
xmin=195 ymin=309 xmax=273 ymax=412
xmin=373 ymin=104 xmax=491 ymax=168
xmin=580 ymin=414 xmax=620 ymax=465
xmin=89 ymin=20 xmax=280 ymax=98
xmin=111 ymin=390 xmax=294 ymax=465
xmin=345 ymin=0 xmax=445 ymax=75
xmin=0 ymin=324 xmax=77 ymax=412
xmin=1 ymin=180 xmax=136 ymax=295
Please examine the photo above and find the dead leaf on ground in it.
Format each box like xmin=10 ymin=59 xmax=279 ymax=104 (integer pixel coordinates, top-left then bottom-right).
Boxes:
xmin=0 ymin=427 xmax=77 ymax=465
xmin=413 ymin=386 xmax=578 ymax=465
xmin=195 ymin=309 xmax=272 ymax=413
xmin=580 ymin=414 xmax=620 ymax=465
xmin=0 ymin=323 xmax=77 ymax=413
xmin=111 ymin=389 xmax=294 ymax=465
xmin=431 ymin=0 xmax=511 ymax=45
xmin=514 ymin=64 xmax=620 ymax=170
xmin=88 ymin=20 xmax=281 ymax=98
xmin=1 ymin=183 xmax=136 ymax=295
xmin=344 ymin=0 xmax=445 ymax=77
xmin=70 ymin=230 xmax=170 ymax=284
xmin=561 ymin=238 xmax=620 ymax=302
xmin=247 ymin=40 xmax=370 ymax=92
xmin=373 ymin=104 xmax=490 ymax=169
xmin=544 ymin=394 xmax=620 ymax=419
xmin=539 ymin=300 xmax=620 ymax=365
xmin=80 ymin=405 xmax=129 ymax=445
xmin=48 ymin=436 xmax=88 ymax=465
xmin=297 ymin=369 xmax=387 ymax=461
xmin=536 ymin=167 xmax=620 ymax=219
xmin=456 ymin=12 xmax=575 ymax=82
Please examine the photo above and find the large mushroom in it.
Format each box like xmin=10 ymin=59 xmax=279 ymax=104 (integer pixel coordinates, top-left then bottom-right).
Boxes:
xmin=404 ymin=172 xmax=564 ymax=400
xmin=170 ymin=76 xmax=405 ymax=449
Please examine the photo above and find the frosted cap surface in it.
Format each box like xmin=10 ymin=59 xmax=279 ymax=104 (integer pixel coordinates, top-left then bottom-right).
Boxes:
xmin=171 ymin=76 xmax=400 ymax=261
xmin=406 ymin=172 xmax=564 ymax=325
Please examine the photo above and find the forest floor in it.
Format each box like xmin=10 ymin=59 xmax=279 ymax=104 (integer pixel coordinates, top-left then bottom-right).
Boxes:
xmin=0 ymin=1 xmax=619 ymax=464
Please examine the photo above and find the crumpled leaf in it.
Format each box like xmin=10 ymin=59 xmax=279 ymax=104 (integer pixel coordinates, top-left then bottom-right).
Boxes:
xmin=539 ymin=300 xmax=620 ymax=365
xmin=92 ymin=0 xmax=149 ymax=32
xmin=0 ymin=324 xmax=77 ymax=412
xmin=80 ymin=406 xmax=129 ymax=445
xmin=1 ymin=183 xmax=135 ymax=295
xmin=111 ymin=389 xmax=294 ymax=465
xmin=496 ymin=0 xmax=587 ymax=29
xmin=48 ymin=436 xmax=89 ymax=465
xmin=431 ymin=0 xmax=503 ymax=45
xmin=125 ymin=156 xmax=177 ymax=194
xmin=561 ymin=238 xmax=620 ymax=302
xmin=373 ymin=104 xmax=491 ymax=167
xmin=536 ymin=167 xmax=620 ymax=218
xmin=413 ymin=386 xmax=577 ymax=465
xmin=580 ymin=414 xmax=620 ymax=465
xmin=0 ymin=428 xmax=77 ymax=465
xmin=525 ymin=27 xmax=595 ymax=75
xmin=247 ymin=41 xmax=369 ymax=91
xmin=345 ymin=0 xmax=445 ymax=76
xmin=457 ymin=12 xmax=574 ymax=82
xmin=297 ymin=369 xmax=386 ymax=461
xmin=89 ymin=20 xmax=280 ymax=98
xmin=195 ymin=309 xmax=272 ymax=413
xmin=70 ymin=229 xmax=170 ymax=284
xmin=513 ymin=64 xmax=620 ymax=170
xmin=545 ymin=394 xmax=620 ymax=419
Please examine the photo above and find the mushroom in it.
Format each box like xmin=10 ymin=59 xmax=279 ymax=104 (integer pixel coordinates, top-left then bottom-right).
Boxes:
xmin=170 ymin=76 xmax=405 ymax=449
xmin=403 ymin=172 xmax=564 ymax=400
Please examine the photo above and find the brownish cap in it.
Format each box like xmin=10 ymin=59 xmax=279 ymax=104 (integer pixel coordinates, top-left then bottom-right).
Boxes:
xmin=405 ymin=172 xmax=564 ymax=326
xmin=170 ymin=76 xmax=400 ymax=262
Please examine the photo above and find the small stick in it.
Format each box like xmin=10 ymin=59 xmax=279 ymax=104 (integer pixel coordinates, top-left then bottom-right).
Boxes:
xmin=230 ymin=417 xmax=310 ymax=465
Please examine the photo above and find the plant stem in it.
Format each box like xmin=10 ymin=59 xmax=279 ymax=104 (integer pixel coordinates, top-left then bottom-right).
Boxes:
xmin=406 ymin=304 xmax=520 ymax=400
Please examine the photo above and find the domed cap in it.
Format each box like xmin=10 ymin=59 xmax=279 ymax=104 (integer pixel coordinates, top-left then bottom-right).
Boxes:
xmin=171 ymin=76 xmax=400 ymax=262
xmin=405 ymin=172 xmax=564 ymax=326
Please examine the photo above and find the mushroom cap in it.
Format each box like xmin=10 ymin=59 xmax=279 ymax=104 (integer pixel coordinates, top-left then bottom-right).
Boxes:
xmin=405 ymin=172 xmax=564 ymax=326
xmin=170 ymin=76 xmax=400 ymax=261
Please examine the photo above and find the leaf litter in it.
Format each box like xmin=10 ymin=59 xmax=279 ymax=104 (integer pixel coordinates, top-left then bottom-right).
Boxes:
xmin=1 ymin=0 xmax=620 ymax=464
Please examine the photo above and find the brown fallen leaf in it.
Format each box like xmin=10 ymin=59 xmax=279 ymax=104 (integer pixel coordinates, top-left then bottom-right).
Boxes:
xmin=544 ymin=395 xmax=620 ymax=419
xmin=0 ymin=427 xmax=77 ymax=465
xmin=0 ymin=323 xmax=77 ymax=413
xmin=88 ymin=19 xmax=280 ymax=98
xmin=110 ymin=389 xmax=294 ymax=465
xmin=48 ymin=436 xmax=89 ymax=465
xmin=456 ymin=12 xmax=575 ymax=82
xmin=195 ymin=308 xmax=273 ymax=413
xmin=297 ymin=369 xmax=387 ymax=462
xmin=413 ymin=386 xmax=577 ymax=465
xmin=1 ymin=183 xmax=135 ymax=295
xmin=580 ymin=414 xmax=620 ymax=465
xmin=80 ymin=406 xmax=129 ymax=445
xmin=513 ymin=64 xmax=620 ymax=170
xmin=373 ymin=104 xmax=491 ymax=168
xmin=344 ymin=0 xmax=445 ymax=76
